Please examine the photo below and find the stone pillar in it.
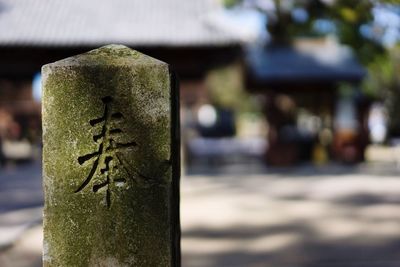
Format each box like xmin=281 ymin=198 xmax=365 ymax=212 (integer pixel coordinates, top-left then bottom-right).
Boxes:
xmin=42 ymin=45 xmax=180 ymax=266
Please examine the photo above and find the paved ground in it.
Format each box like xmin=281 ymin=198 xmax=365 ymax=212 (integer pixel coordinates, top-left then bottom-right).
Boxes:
xmin=182 ymin=163 xmax=400 ymax=267
xmin=2 ymin=160 xmax=400 ymax=267
xmin=0 ymin=160 xmax=42 ymax=249
xmin=0 ymin=161 xmax=43 ymax=266
xmin=0 ymin=161 xmax=43 ymax=213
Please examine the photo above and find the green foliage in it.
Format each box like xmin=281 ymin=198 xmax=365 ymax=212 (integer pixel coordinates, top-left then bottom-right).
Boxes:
xmin=363 ymin=50 xmax=398 ymax=97
xmin=206 ymin=64 xmax=262 ymax=114
xmin=233 ymin=1 xmax=397 ymax=69
xmin=223 ymin=0 xmax=241 ymax=8
xmin=266 ymin=1 xmax=325 ymax=43
xmin=229 ymin=0 xmax=387 ymax=64
xmin=324 ymin=0 xmax=385 ymax=64
xmin=363 ymin=45 xmax=400 ymax=134
xmin=379 ymin=0 xmax=400 ymax=4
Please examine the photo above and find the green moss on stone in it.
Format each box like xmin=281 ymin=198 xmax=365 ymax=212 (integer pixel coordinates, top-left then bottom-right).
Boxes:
xmin=42 ymin=45 xmax=176 ymax=267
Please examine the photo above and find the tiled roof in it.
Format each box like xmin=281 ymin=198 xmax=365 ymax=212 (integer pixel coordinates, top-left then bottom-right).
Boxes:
xmin=246 ymin=37 xmax=366 ymax=85
xmin=0 ymin=0 xmax=245 ymax=47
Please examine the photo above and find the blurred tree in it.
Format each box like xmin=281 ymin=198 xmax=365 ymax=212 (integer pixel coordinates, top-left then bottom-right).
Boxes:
xmin=224 ymin=0 xmax=386 ymax=63
xmin=363 ymin=45 xmax=400 ymax=135
xmin=205 ymin=63 xmax=267 ymax=137
xmin=206 ymin=63 xmax=261 ymax=113
xmin=321 ymin=0 xmax=384 ymax=64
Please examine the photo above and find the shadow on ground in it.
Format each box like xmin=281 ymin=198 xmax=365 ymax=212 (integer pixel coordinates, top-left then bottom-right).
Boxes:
xmin=181 ymin=163 xmax=400 ymax=267
xmin=2 ymin=161 xmax=400 ymax=267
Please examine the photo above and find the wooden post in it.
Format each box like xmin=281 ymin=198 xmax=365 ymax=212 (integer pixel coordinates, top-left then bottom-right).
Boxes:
xmin=42 ymin=45 xmax=180 ymax=266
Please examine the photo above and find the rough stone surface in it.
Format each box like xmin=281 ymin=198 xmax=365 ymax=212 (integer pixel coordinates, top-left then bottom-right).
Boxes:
xmin=42 ymin=45 xmax=180 ymax=267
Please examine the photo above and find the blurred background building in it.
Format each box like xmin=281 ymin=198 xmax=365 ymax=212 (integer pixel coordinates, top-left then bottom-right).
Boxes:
xmin=0 ymin=0 xmax=258 ymax=165
xmin=0 ymin=0 xmax=398 ymax=168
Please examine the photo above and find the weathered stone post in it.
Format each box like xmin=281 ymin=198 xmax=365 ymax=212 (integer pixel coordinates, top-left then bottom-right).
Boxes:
xmin=42 ymin=45 xmax=180 ymax=266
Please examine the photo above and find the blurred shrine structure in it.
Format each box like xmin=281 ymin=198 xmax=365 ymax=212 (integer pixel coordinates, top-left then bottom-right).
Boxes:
xmin=0 ymin=0 xmax=372 ymax=166
xmin=245 ymin=37 xmax=367 ymax=165
xmin=0 ymin=0 xmax=247 ymax=161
